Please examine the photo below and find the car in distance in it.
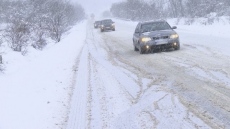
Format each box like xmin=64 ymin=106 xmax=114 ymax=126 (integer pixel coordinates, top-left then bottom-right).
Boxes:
xmin=94 ymin=21 xmax=101 ymax=28
xmin=133 ymin=20 xmax=180 ymax=54
xmin=100 ymin=19 xmax=115 ymax=32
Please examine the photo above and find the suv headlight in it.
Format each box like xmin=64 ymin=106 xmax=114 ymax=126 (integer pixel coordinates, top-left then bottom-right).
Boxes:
xmin=112 ymin=23 xmax=115 ymax=26
xmin=101 ymin=25 xmax=104 ymax=28
xmin=141 ymin=37 xmax=151 ymax=42
xmin=170 ymin=34 xmax=179 ymax=39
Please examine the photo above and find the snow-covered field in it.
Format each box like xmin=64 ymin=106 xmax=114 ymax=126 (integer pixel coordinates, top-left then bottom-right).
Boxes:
xmin=1 ymin=18 xmax=230 ymax=129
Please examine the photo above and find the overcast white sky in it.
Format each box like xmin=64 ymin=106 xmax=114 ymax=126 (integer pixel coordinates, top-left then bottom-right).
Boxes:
xmin=73 ymin=0 xmax=124 ymax=15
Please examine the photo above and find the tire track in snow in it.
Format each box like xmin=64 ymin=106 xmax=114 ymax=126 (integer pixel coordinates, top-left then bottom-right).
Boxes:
xmin=89 ymin=31 xmax=140 ymax=103
xmin=66 ymin=43 xmax=90 ymax=129
xmin=84 ymin=21 xmax=133 ymax=128
xmin=140 ymin=111 xmax=158 ymax=129
xmin=158 ymin=44 xmax=230 ymax=128
xmin=86 ymin=55 xmax=93 ymax=129
xmin=92 ymin=58 xmax=110 ymax=129
xmin=67 ymin=21 xmax=93 ymax=129
xmin=68 ymin=20 xmax=213 ymax=129
xmin=100 ymin=33 xmax=196 ymax=128
xmin=148 ymin=53 xmax=230 ymax=128
xmin=88 ymin=22 xmax=166 ymax=128
xmin=100 ymin=35 xmax=169 ymax=104
xmin=108 ymin=30 xmax=230 ymax=128
xmin=97 ymin=29 xmax=213 ymax=128
xmin=88 ymin=49 xmax=135 ymax=129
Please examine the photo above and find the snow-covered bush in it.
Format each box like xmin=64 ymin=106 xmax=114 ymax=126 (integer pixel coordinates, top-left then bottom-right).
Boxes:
xmin=2 ymin=0 xmax=31 ymax=53
xmin=44 ymin=0 xmax=85 ymax=42
xmin=4 ymin=22 xmax=30 ymax=53
xmin=0 ymin=36 xmax=2 ymax=47
xmin=0 ymin=55 xmax=2 ymax=72
xmin=0 ymin=30 xmax=2 ymax=71
xmin=31 ymin=35 xmax=47 ymax=50
xmin=0 ymin=0 xmax=85 ymax=52
xmin=0 ymin=55 xmax=2 ymax=64
xmin=28 ymin=0 xmax=49 ymax=50
xmin=111 ymin=0 xmax=230 ymax=20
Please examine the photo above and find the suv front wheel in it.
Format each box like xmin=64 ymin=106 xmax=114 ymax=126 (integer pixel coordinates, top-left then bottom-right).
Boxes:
xmin=139 ymin=47 xmax=144 ymax=54
xmin=175 ymin=43 xmax=180 ymax=50
xmin=134 ymin=45 xmax=138 ymax=51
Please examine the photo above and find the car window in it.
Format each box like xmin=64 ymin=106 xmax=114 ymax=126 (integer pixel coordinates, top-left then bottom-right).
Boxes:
xmin=141 ymin=22 xmax=172 ymax=32
xmin=135 ymin=23 xmax=140 ymax=33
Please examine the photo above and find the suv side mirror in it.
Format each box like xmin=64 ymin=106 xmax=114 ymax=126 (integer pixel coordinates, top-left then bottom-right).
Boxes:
xmin=172 ymin=26 xmax=177 ymax=29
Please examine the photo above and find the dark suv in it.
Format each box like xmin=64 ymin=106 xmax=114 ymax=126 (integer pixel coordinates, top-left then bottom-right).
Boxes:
xmin=133 ymin=20 xmax=180 ymax=54
xmin=94 ymin=21 xmax=101 ymax=28
xmin=100 ymin=19 xmax=115 ymax=32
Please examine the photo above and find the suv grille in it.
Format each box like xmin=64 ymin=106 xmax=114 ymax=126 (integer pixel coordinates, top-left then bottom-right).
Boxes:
xmin=153 ymin=36 xmax=169 ymax=40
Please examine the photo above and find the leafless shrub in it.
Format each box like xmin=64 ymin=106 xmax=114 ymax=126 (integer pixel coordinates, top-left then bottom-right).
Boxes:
xmin=207 ymin=17 xmax=214 ymax=24
xmin=1 ymin=0 xmax=30 ymax=54
xmin=175 ymin=18 xmax=181 ymax=25
xmin=0 ymin=36 xmax=2 ymax=47
xmin=185 ymin=18 xmax=194 ymax=25
xmin=0 ymin=55 xmax=3 ymax=72
xmin=31 ymin=33 xmax=47 ymax=50
xmin=111 ymin=0 xmax=230 ymax=20
xmin=4 ymin=22 xmax=30 ymax=53
xmin=0 ymin=31 xmax=3 ymax=71
xmin=45 ymin=0 xmax=85 ymax=42
xmin=0 ymin=0 xmax=85 ymax=52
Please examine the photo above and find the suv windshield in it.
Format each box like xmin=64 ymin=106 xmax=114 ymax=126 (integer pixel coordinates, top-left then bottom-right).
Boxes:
xmin=141 ymin=22 xmax=171 ymax=33
xmin=102 ymin=20 xmax=113 ymax=24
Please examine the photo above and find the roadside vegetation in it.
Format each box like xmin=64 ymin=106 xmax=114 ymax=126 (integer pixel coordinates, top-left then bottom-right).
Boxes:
xmin=0 ymin=0 xmax=85 ymax=53
xmin=111 ymin=0 xmax=230 ymax=24
xmin=0 ymin=0 xmax=85 ymax=71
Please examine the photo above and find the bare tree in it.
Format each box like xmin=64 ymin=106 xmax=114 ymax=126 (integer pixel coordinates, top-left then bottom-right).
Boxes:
xmin=4 ymin=22 xmax=30 ymax=52
xmin=3 ymin=1 xmax=30 ymax=53
xmin=168 ymin=0 xmax=184 ymax=17
xmin=28 ymin=0 xmax=49 ymax=50
xmin=45 ymin=0 xmax=74 ymax=42
xmin=111 ymin=0 xmax=159 ymax=21
xmin=1 ymin=0 xmax=85 ymax=52
xmin=111 ymin=0 xmax=230 ymax=20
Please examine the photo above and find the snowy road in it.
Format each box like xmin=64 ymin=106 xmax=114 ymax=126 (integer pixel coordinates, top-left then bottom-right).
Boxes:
xmin=67 ymin=20 xmax=230 ymax=129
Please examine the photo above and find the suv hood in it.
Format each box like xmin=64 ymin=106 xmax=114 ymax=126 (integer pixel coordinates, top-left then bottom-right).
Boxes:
xmin=142 ymin=30 xmax=176 ymax=37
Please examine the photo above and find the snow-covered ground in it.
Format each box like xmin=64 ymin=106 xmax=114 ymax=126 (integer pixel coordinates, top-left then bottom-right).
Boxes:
xmin=1 ymin=18 xmax=230 ymax=129
xmin=0 ymin=21 xmax=87 ymax=129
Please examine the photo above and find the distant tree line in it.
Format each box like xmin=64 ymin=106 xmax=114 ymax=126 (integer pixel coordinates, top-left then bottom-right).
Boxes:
xmin=111 ymin=0 xmax=230 ymax=20
xmin=110 ymin=0 xmax=157 ymax=21
xmin=0 ymin=0 xmax=85 ymax=54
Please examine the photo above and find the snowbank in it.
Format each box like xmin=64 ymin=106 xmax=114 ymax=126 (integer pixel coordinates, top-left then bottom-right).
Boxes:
xmin=0 ymin=21 xmax=87 ymax=129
